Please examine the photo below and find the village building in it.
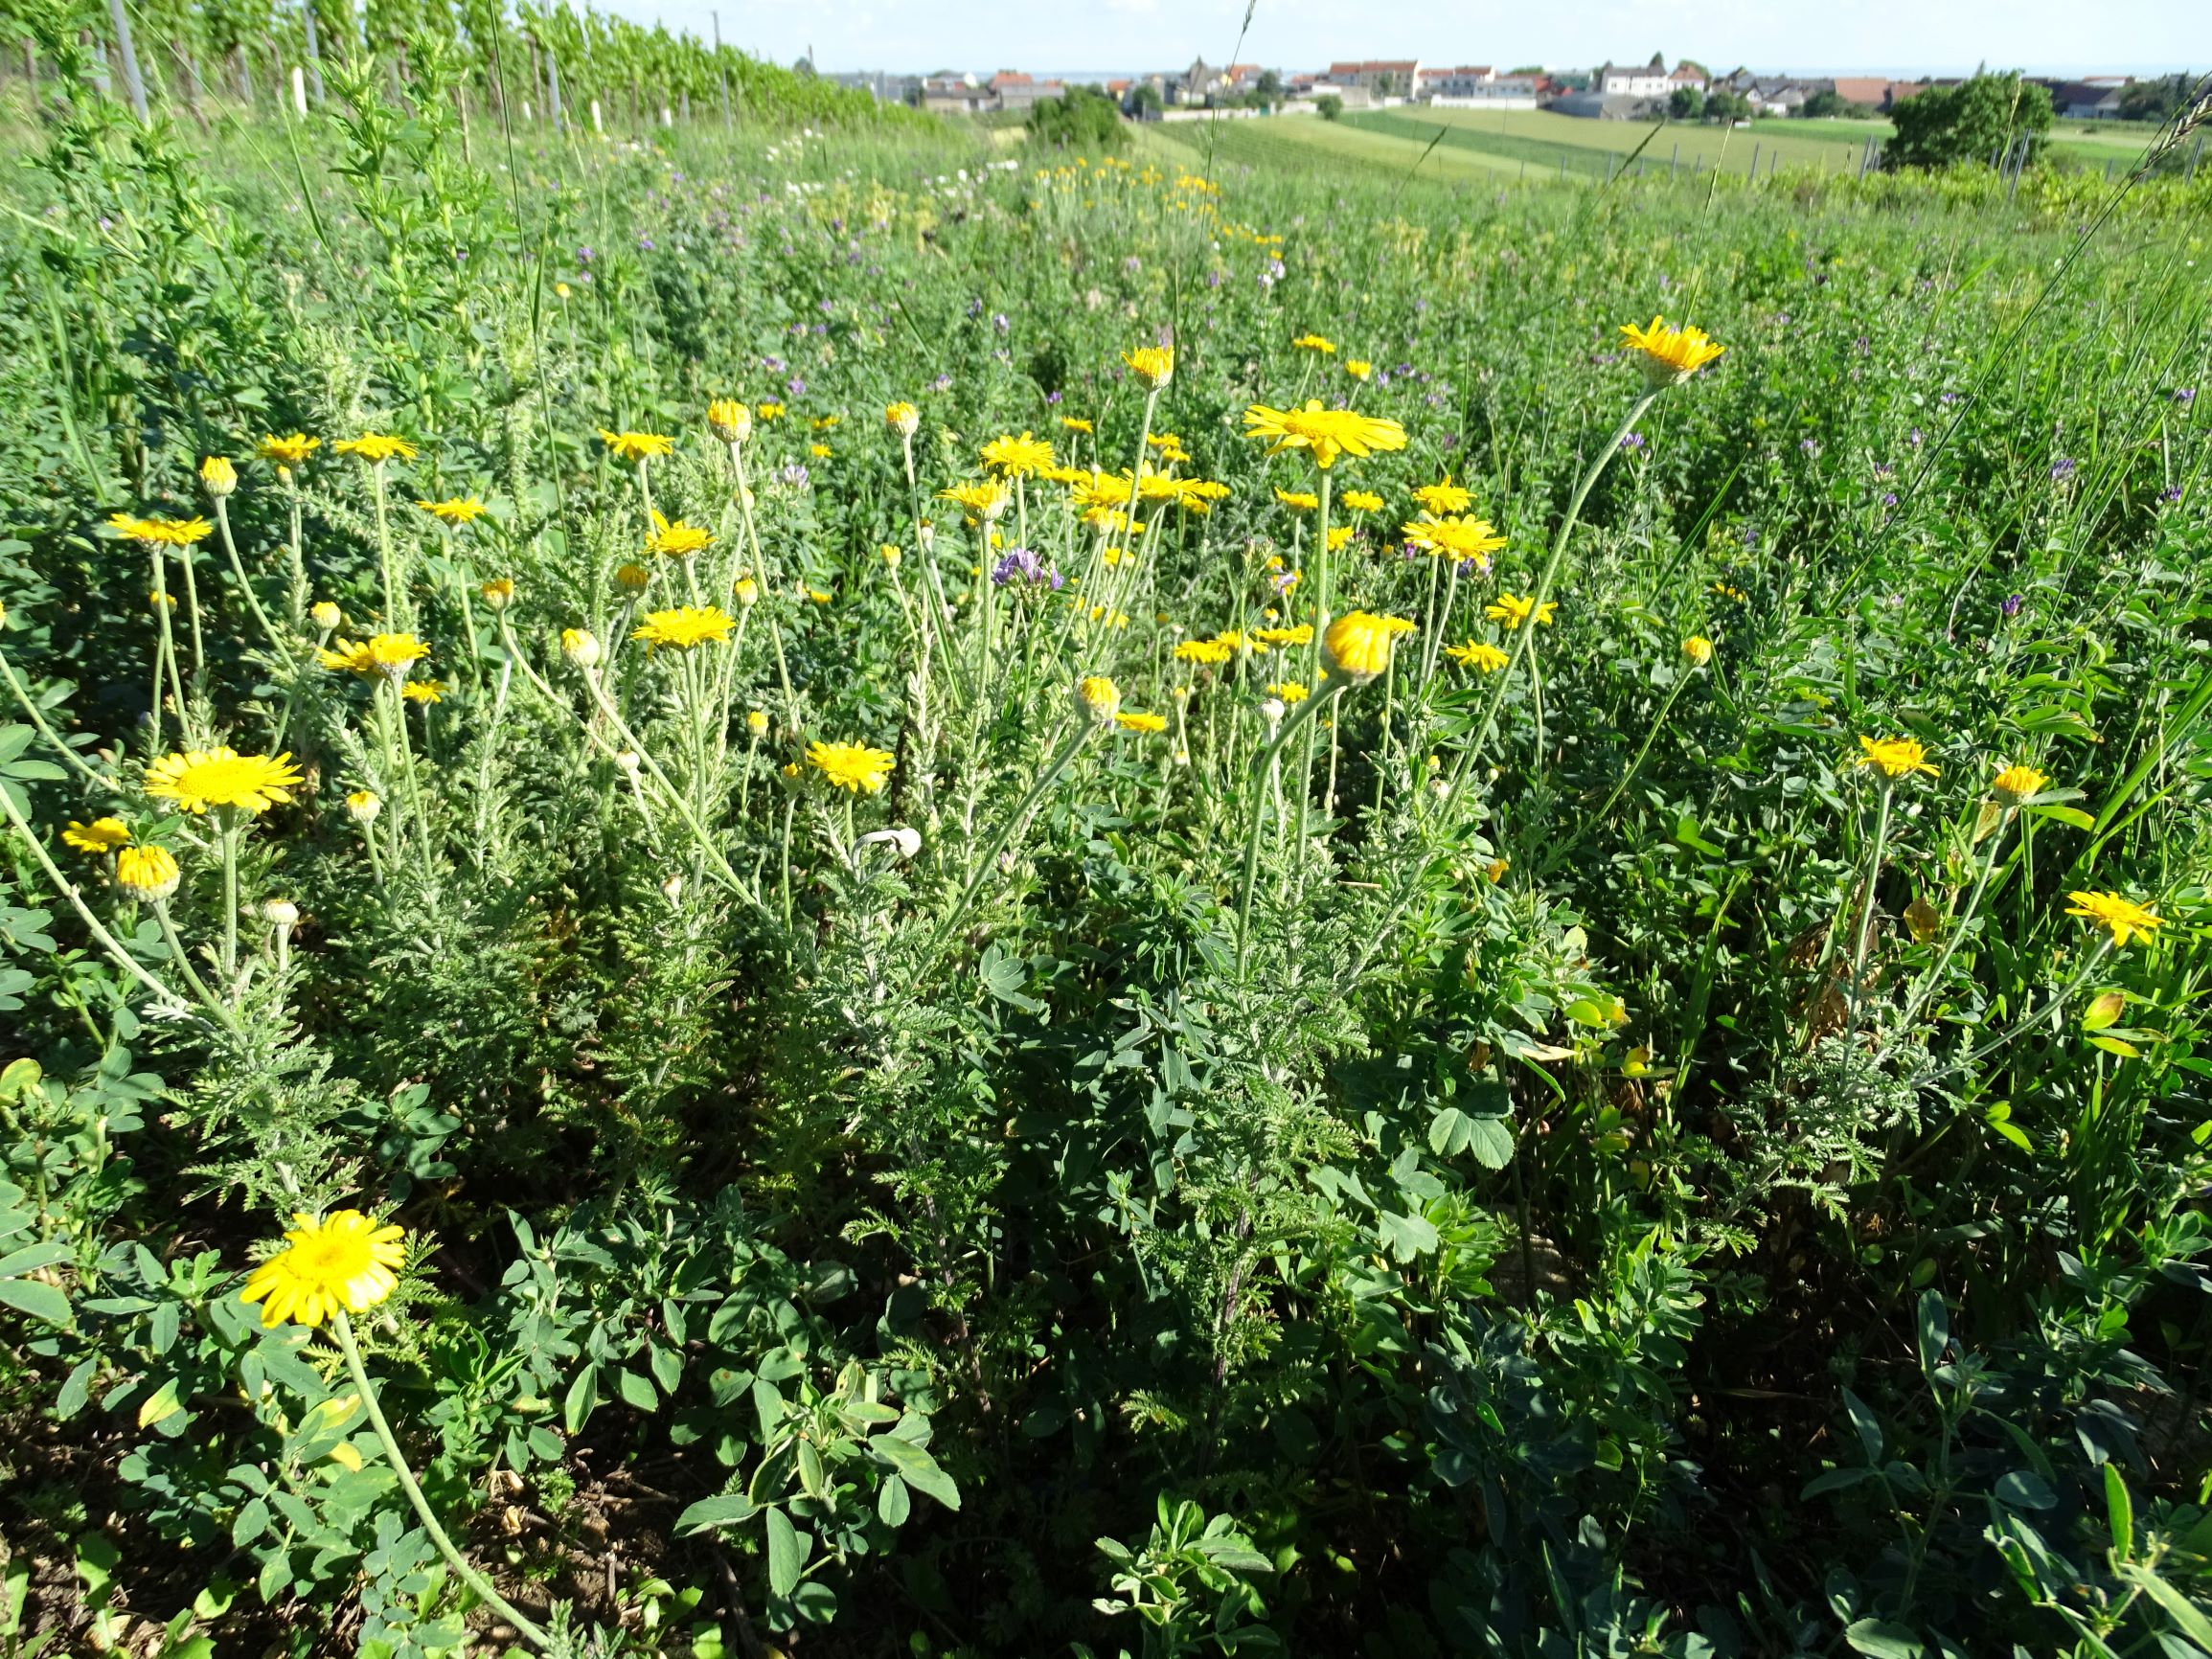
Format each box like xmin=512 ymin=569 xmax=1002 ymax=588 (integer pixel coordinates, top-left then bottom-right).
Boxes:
xmin=1325 ymin=59 xmax=1424 ymax=102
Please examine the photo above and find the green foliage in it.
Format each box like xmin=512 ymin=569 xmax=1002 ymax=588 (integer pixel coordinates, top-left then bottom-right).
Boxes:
xmin=1027 ymin=85 xmax=1129 ymax=153
xmin=0 ymin=33 xmax=2207 ymax=1659
xmin=1314 ymin=94 xmax=1342 ymax=122
xmin=1802 ymin=89 xmax=1872 ymax=119
xmin=1886 ymin=70 xmax=2056 ymax=170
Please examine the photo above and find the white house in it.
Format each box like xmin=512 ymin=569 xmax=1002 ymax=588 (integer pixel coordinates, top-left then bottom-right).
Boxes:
xmin=1596 ymin=55 xmax=1672 ymax=98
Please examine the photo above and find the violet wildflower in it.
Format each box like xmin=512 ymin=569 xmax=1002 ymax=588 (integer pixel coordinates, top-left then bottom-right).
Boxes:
xmin=2000 ymin=593 xmax=2023 ymax=617
xmin=2050 ymin=457 xmax=2076 ymax=482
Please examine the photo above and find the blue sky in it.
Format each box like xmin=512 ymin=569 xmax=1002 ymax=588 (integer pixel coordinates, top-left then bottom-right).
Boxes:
xmin=605 ymin=0 xmax=2201 ymax=78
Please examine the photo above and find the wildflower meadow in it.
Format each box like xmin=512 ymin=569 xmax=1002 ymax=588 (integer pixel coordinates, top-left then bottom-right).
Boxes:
xmin=0 ymin=14 xmax=2210 ymax=1657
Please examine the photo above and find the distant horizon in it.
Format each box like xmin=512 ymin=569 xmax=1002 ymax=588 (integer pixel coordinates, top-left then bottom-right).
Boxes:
xmin=821 ymin=62 xmax=2198 ymax=81
xmin=602 ymin=0 xmax=2198 ymax=86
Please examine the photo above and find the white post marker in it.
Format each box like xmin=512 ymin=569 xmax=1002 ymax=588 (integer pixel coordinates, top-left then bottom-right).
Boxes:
xmin=291 ymin=64 xmax=306 ymax=113
xmin=590 ymin=98 xmax=602 ymax=133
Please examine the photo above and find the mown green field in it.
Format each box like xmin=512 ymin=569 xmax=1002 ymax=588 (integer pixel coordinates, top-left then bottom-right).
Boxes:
xmin=2 ymin=21 xmax=2210 ymax=1659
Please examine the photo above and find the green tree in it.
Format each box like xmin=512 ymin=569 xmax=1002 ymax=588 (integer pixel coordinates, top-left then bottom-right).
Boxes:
xmin=1315 ymin=93 xmax=1342 ymax=121
xmin=1026 ymin=84 xmax=1126 ymax=151
xmin=1667 ymin=85 xmax=1703 ymax=120
xmin=1704 ymin=89 xmax=1750 ymax=123
xmin=2116 ymin=73 xmax=2196 ymax=124
xmin=1128 ymin=80 xmax=1162 ymax=117
xmin=1803 ymin=89 xmax=1871 ymax=119
xmin=1885 ymin=70 xmax=2053 ymax=170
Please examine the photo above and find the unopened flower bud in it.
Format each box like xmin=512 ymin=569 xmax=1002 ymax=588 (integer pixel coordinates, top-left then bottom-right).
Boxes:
xmin=885 ymin=400 xmax=920 ymax=439
xmin=561 ymin=628 xmax=601 ymax=669
xmin=879 ymin=543 xmax=902 ymax=569
xmin=746 ymin=709 xmax=769 ymax=736
xmin=661 ymin=873 xmax=684 ymax=902
xmin=115 ymin=845 xmax=179 ymax=903
xmin=733 ymin=577 xmax=759 ymax=607
xmin=480 ymin=578 xmax=514 ymax=611
xmin=1076 ymin=674 xmax=1121 ymax=724
xmin=311 ymin=601 xmax=343 ymax=631
xmin=200 ymin=456 xmax=237 ymax=497
xmin=262 ymin=898 xmax=300 ymax=927
xmin=708 ymin=398 xmax=752 ymax=444
xmin=345 ymin=789 xmax=381 ymax=824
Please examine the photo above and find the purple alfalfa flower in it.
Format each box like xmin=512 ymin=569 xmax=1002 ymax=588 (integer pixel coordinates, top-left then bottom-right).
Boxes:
xmin=1881 ymin=491 xmax=1899 ymax=508
xmin=637 ymin=234 xmax=655 ymax=251
xmin=1800 ymin=439 xmax=1821 ymax=457
xmin=992 ymin=312 xmax=1010 ymax=334
xmin=777 ymin=463 xmax=810 ymax=489
xmin=2175 ymin=388 xmax=2196 ymax=404
xmin=2000 ymin=593 xmax=2023 ymax=618
xmin=578 ymin=244 xmax=595 ymax=262
xmin=1872 ymin=462 xmax=1894 ymax=480
xmin=818 ymin=297 xmax=834 ymax=315
xmin=2050 ymin=457 xmax=2077 ymax=482
xmin=966 ymin=296 xmax=985 ymax=318
xmin=1940 ymin=390 xmax=1961 ymax=406
xmin=1441 ymin=432 xmax=1460 ymax=450
xmin=787 ymin=376 xmax=807 ymax=398
xmin=992 ymin=547 xmax=1060 ymax=590
xmin=763 ymin=354 xmax=787 ymax=374
xmin=1620 ymin=432 xmax=1646 ymax=452
xmin=1271 ymin=565 xmax=1298 ymax=593
xmin=1907 ymin=427 xmax=1924 ymax=447
xmin=1122 ymin=255 xmax=1142 ymax=275
xmin=1045 ymin=389 xmax=1062 ymax=405
xmin=2161 ymin=485 xmax=2184 ymax=502
xmin=1205 ymin=269 xmax=1223 ymax=288
xmin=830 ymin=216 xmax=843 ymax=233
xmin=930 ymin=373 xmax=952 ymax=394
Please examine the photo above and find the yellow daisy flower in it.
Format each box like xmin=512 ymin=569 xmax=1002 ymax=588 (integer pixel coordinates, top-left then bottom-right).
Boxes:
xmin=598 ymin=429 xmax=674 ymax=464
xmin=239 ymin=1210 xmax=407 ymax=1329
xmin=1242 ymin=400 xmax=1407 ymax=470
xmin=332 ymin=433 xmax=418 ymax=464
xmin=144 ymin=748 xmax=305 ymax=815
xmin=2064 ymin=890 xmax=2163 ymax=950
xmin=62 ymin=817 xmax=131 ymax=854
xmin=1858 ymin=736 xmax=1937 ymax=780
xmin=808 ymin=740 xmax=897 ymax=794
xmin=1619 ymin=316 xmax=1726 ymax=385
xmin=632 ymin=605 xmax=736 ymax=650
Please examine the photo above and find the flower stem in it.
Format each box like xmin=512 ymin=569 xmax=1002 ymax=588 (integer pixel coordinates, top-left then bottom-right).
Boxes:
xmin=332 ymin=1311 xmax=550 ymax=1650
xmin=929 ymin=720 xmax=1097 ymax=955
xmin=0 ymin=645 xmax=106 ymax=787
xmin=1444 ymin=389 xmax=1659 ymax=808
xmin=1845 ymin=781 xmax=1894 ymax=1034
xmin=370 ymin=463 xmax=401 ymax=628
xmin=218 ymin=809 xmax=239 ymax=989
xmin=212 ymin=497 xmax=292 ymax=667
xmin=0 ymin=783 xmax=212 ymax=1025
xmin=1236 ymin=687 xmax=1334 ymax=977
